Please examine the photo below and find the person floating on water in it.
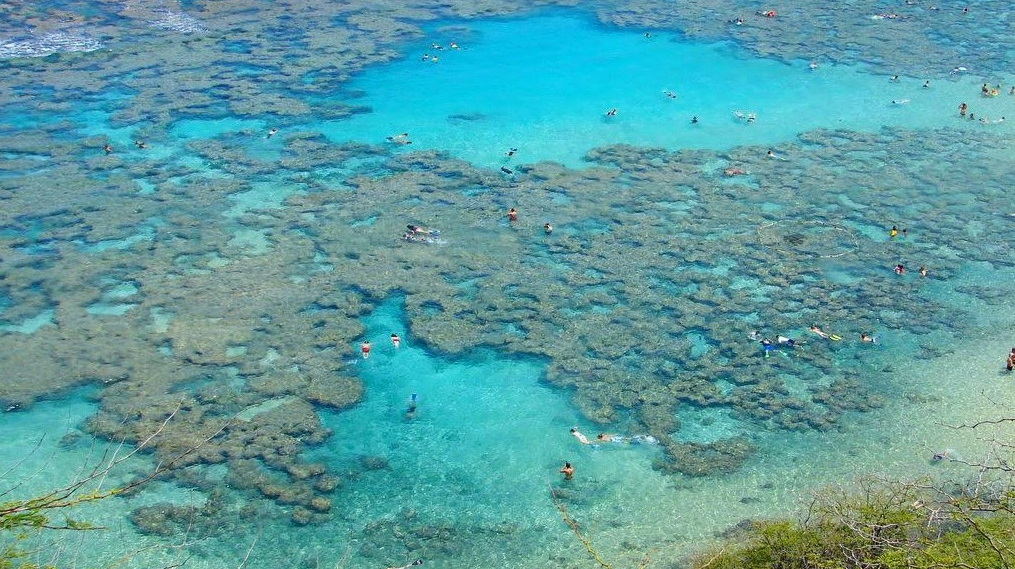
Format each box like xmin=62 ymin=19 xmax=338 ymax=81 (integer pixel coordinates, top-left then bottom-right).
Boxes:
xmin=386 ymin=132 xmax=412 ymax=145
xmin=560 ymin=462 xmax=574 ymax=480
xmin=760 ymin=338 xmax=775 ymax=358
xmin=407 ymin=224 xmax=434 ymax=236
xmin=386 ymin=559 xmax=423 ymax=569
xmin=360 ymin=341 xmax=371 ymax=359
xmin=776 ymin=335 xmax=798 ymax=347
xmin=391 ymin=333 xmax=401 ymax=348
xmin=570 ymin=427 xmax=590 ymax=445
xmin=405 ymin=393 xmax=418 ymax=420
xmin=809 ymin=325 xmax=841 ymax=340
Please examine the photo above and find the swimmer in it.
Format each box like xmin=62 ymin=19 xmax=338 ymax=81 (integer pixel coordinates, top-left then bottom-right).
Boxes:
xmin=958 ymin=102 xmax=968 ymax=116
xmin=1010 ymin=86 xmax=1015 ymax=95
xmin=1006 ymin=347 xmax=1015 ymax=372
xmin=507 ymin=208 xmax=518 ymax=222
xmin=506 ymin=147 xmax=518 ymax=157
xmin=918 ymin=266 xmax=927 ymax=277
xmin=570 ymin=427 xmax=590 ymax=445
xmin=860 ymin=334 xmax=877 ymax=343
xmin=266 ymin=128 xmax=278 ymax=139
xmin=691 ymin=116 xmax=699 ymax=124
xmin=892 ymin=99 xmax=911 ymax=105
xmin=596 ymin=433 xmax=623 ymax=443
xmin=890 ymin=75 xmax=899 ymax=82
xmin=500 ymin=166 xmax=513 ymax=175
xmin=386 ymin=559 xmax=424 ymax=569
xmin=662 ymin=90 xmax=677 ymax=99
xmin=809 ymin=325 xmax=830 ymax=339
xmin=894 ymin=264 xmax=905 ymax=275
xmin=605 ymin=108 xmax=618 ymax=117
xmin=391 ymin=333 xmax=401 ymax=348
xmin=544 ymin=222 xmax=553 ymax=234
xmin=103 ymin=144 xmax=113 ymax=155
xmin=360 ymin=341 xmax=372 ymax=359
xmin=808 ymin=61 xmax=819 ymax=70
xmin=134 ymin=140 xmax=147 ymax=149
xmin=776 ymin=335 xmax=798 ymax=347
xmin=922 ymin=80 xmax=930 ymax=89
xmin=407 ymin=224 xmax=433 ymax=235
xmin=405 ymin=394 xmax=418 ymax=419
xmin=766 ymin=149 xmax=785 ymax=160
xmin=746 ymin=113 xmax=756 ymax=123
xmin=723 ymin=168 xmax=747 ymax=176
xmin=748 ymin=330 xmax=761 ymax=341
xmin=889 ymin=225 xmax=898 ymax=238
xmin=386 ymin=132 xmax=412 ymax=145
xmin=560 ymin=462 xmax=574 ymax=480
xmin=449 ymin=42 xmax=459 ymax=49
xmin=950 ymin=66 xmax=966 ymax=74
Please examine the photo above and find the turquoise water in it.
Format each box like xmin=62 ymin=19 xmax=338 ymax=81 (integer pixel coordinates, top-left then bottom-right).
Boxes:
xmin=2 ymin=3 xmax=1014 ymax=569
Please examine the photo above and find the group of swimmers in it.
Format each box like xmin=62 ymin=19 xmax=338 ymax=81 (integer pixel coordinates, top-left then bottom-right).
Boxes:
xmin=358 ymin=333 xmax=401 ymax=359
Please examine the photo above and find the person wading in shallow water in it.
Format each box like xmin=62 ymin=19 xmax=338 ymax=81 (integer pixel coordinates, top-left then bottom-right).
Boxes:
xmin=559 ymin=462 xmax=574 ymax=480
xmin=1006 ymin=347 xmax=1015 ymax=372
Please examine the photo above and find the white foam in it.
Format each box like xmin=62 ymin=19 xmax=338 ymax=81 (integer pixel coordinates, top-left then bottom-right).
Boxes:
xmin=147 ymin=11 xmax=205 ymax=34
xmin=0 ymin=31 xmax=103 ymax=59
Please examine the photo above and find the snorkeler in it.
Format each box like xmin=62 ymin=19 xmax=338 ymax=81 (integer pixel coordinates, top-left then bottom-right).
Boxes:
xmin=808 ymin=325 xmax=841 ymax=340
xmin=391 ymin=333 xmax=401 ymax=348
xmin=860 ymin=334 xmax=877 ymax=343
xmin=570 ymin=427 xmax=590 ymax=445
xmin=776 ymin=335 xmax=798 ymax=347
xmin=386 ymin=132 xmax=412 ymax=145
xmin=405 ymin=393 xmax=418 ymax=419
xmin=386 ymin=559 xmax=424 ymax=569
xmin=134 ymin=140 xmax=147 ymax=149
xmin=500 ymin=166 xmax=513 ymax=175
xmin=760 ymin=338 xmax=775 ymax=358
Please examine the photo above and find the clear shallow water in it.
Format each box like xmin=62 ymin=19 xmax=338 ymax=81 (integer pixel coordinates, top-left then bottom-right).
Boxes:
xmin=316 ymin=16 xmax=1014 ymax=167
xmin=1 ymin=3 xmax=1014 ymax=569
